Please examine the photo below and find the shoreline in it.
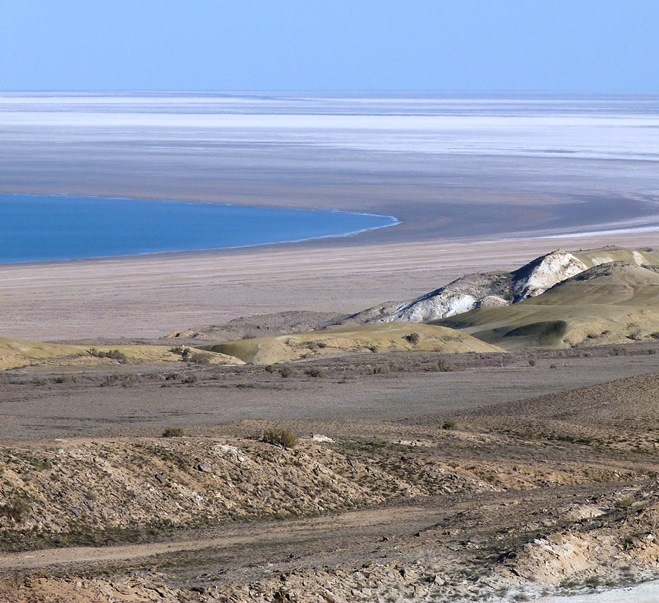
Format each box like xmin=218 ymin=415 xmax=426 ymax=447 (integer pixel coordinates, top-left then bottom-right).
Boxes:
xmin=1 ymin=186 xmax=658 ymax=267
xmin=0 ymin=200 xmax=402 ymax=268
xmin=1 ymin=92 xmax=658 ymax=338
xmin=3 ymin=226 xmax=659 ymax=341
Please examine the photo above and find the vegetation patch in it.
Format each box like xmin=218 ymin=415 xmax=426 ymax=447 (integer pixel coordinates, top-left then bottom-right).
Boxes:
xmin=87 ymin=348 xmax=127 ymax=362
xmin=262 ymin=427 xmax=298 ymax=449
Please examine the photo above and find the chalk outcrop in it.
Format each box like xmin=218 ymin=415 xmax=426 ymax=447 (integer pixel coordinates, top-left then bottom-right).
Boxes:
xmin=365 ymin=249 xmax=588 ymax=324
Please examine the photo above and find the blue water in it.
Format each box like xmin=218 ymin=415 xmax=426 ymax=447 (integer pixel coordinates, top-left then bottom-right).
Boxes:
xmin=0 ymin=195 xmax=398 ymax=264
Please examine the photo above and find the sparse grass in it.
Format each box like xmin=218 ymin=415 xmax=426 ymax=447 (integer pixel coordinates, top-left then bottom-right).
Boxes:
xmin=88 ymin=348 xmax=127 ymax=362
xmin=559 ymin=578 xmax=579 ymax=589
xmin=99 ymin=374 xmax=138 ymax=387
xmin=614 ymin=495 xmax=635 ymax=509
xmin=262 ymin=427 xmax=298 ymax=449
xmin=17 ymin=453 xmax=51 ymax=471
xmin=162 ymin=427 xmax=186 ymax=438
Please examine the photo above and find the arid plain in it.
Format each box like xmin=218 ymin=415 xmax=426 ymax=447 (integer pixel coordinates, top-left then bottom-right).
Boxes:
xmin=2 ymin=94 xmax=659 ymax=601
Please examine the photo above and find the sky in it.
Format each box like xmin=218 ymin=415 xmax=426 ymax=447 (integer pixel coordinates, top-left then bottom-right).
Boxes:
xmin=1 ymin=0 xmax=657 ymax=93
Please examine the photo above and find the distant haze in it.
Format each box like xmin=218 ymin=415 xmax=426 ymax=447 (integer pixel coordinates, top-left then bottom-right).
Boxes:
xmin=1 ymin=0 xmax=658 ymax=93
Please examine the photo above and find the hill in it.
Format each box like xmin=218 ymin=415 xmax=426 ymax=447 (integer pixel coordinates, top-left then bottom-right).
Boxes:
xmin=352 ymin=247 xmax=659 ymax=325
xmin=435 ymin=262 xmax=659 ymax=349
xmin=200 ymin=323 xmax=503 ymax=364
xmin=0 ymin=338 xmax=242 ymax=370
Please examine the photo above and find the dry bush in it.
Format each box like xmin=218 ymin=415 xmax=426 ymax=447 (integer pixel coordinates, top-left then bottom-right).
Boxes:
xmin=262 ymin=427 xmax=298 ymax=449
xmin=404 ymin=332 xmax=421 ymax=345
xmin=304 ymin=367 xmax=325 ymax=378
xmin=2 ymin=493 xmax=31 ymax=523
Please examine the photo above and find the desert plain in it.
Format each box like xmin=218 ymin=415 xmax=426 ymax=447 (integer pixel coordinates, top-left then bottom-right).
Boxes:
xmin=2 ymin=94 xmax=659 ymax=601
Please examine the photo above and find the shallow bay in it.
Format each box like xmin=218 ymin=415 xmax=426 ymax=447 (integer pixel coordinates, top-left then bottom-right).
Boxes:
xmin=0 ymin=194 xmax=396 ymax=263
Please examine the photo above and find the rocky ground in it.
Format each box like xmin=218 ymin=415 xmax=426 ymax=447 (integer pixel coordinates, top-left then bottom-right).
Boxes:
xmin=2 ymin=344 xmax=659 ymax=600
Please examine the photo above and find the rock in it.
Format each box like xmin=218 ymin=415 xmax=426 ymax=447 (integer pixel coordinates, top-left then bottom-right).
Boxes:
xmin=357 ymin=249 xmax=590 ymax=324
xmin=155 ymin=473 xmax=167 ymax=485
xmin=312 ymin=434 xmax=333 ymax=443
xmin=195 ymin=463 xmax=212 ymax=473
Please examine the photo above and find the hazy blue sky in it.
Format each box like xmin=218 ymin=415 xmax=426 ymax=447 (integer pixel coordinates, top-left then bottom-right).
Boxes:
xmin=1 ymin=0 xmax=657 ymax=92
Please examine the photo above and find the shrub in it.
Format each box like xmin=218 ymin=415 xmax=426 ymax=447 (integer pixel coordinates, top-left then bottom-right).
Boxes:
xmin=187 ymin=352 xmax=212 ymax=365
xmin=265 ymin=364 xmax=275 ymax=373
xmin=121 ymin=374 xmax=137 ymax=388
xmin=305 ymin=367 xmax=325 ymax=378
xmin=162 ymin=427 xmax=186 ymax=437
xmin=88 ymin=348 xmax=127 ymax=362
xmin=441 ymin=419 xmax=457 ymax=430
xmin=262 ymin=427 xmax=298 ymax=449
xmin=528 ymin=358 xmax=536 ymax=367
xmin=2 ymin=493 xmax=31 ymax=522
xmin=435 ymin=359 xmax=453 ymax=372
xmin=279 ymin=366 xmax=293 ymax=378
xmin=170 ymin=346 xmax=192 ymax=360
xmin=373 ymin=364 xmax=389 ymax=375
xmin=404 ymin=332 xmax=421 ymax=345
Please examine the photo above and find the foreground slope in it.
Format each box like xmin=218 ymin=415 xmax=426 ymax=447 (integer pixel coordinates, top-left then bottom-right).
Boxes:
xmin=436 ymin=262 xmax=659 ymax=349
xmin=4 ymin=363 xmax=659 ymax=601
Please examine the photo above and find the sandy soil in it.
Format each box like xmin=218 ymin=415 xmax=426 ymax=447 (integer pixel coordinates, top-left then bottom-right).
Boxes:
xmin=1 ymin=347 xmax=659 ymax=441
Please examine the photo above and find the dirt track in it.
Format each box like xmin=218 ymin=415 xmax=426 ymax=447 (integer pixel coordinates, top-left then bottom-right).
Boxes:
xmin=0 ymin=505 xmax=432 ymax=571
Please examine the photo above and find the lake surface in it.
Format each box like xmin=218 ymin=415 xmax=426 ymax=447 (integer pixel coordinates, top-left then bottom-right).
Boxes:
xmin=1 ymin=92 xmax=658 ymax=248
xmin=0 ymin=195 xmax=397 ymax=263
